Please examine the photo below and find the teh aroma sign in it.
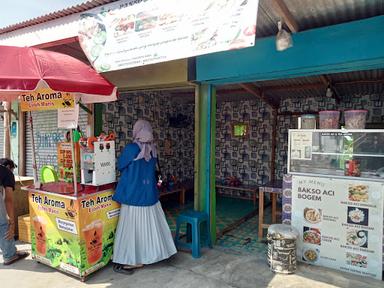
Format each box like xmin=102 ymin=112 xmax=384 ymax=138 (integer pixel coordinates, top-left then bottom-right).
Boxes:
xmin=20 ymin=88 xmax=74 ymax=111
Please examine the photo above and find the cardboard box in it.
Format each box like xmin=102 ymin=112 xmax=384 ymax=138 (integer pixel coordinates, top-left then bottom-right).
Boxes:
xmin=18 ymin=214 xmax=31 ymax=243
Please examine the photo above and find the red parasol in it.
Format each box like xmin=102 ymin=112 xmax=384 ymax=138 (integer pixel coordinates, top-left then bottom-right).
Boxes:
xmin=0 ymin=45 xmax=117 ymax=102
xmin=0 ymin=45 xmax=118 ymax=193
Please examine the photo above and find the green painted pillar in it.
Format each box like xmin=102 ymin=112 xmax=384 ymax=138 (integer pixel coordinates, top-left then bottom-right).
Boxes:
xmin=94 ymin=103 xmax=103 ymax=136
xmin=194 ymin=84 xmax=216 ymax=243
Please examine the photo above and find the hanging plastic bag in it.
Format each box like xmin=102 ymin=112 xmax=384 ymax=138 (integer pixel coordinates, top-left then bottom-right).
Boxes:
xmin=276 ymin=21 xmax=293 ymax=51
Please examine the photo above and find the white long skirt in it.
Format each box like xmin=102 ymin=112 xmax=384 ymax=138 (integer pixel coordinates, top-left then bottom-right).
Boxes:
xmin=112 ymin=201 xmax=177 ymax=265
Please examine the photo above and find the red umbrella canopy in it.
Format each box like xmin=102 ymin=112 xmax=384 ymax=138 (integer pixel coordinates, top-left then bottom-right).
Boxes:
xmin=0 ymin=45 xmax=117 ymax=103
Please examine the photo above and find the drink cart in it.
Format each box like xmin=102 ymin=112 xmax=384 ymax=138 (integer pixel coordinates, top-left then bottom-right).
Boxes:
xmin=26 ymin=134 xmax=119 ymax=281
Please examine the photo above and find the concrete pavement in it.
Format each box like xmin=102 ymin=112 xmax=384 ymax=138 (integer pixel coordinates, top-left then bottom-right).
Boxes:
xmin=0 ymin=243 xmax=383 ymax=288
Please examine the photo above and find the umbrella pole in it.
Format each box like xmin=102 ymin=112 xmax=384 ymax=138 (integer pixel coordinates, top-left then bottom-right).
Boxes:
xmin=70 ymin=129 xmax=78 ymax=195
xmin=29 ymin=112 xmax=38 ymax=184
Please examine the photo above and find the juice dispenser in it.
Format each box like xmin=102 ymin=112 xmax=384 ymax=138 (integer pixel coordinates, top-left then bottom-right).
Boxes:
xmin=80 ymin=137 xmax=116 ymax=186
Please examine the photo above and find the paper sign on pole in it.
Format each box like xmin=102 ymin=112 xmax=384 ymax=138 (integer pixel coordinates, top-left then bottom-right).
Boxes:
xmin=20 ymin=89 xmax=74 ymax=111
xmin=58 ymin=104 xmax=79 ymax=129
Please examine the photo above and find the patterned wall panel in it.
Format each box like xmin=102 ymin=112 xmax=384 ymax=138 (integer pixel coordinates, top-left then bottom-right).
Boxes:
xmin=277 ymin=93 xmax=384 ymax=177
xmin=216 ymin=99 xmax=273 ymax=193
xmin=102 ymin=91 xmax=195 ymax=182
xmin=102 ymin=92 xmax=383 ymax=200
xmin=217 ymin=93 xmax=384 ymax=194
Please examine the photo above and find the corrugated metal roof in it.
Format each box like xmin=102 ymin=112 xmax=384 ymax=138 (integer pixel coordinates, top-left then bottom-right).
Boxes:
xmin=255 ymin=0 xmax=384 ymax=37
xmin=284 ymin=0 xmax=384 ymax=31
xmin=257 ymin=75 xmax=323 ymax=88
xmin=1 ymin=0 xmax=384 ymax=37
xmin=0 ymin=0 xmax=117 ymax=34
xmin=329 ymin=69 xmax=384 ymax=82
xmin=216 ymin=69 xmax=384 ymax=103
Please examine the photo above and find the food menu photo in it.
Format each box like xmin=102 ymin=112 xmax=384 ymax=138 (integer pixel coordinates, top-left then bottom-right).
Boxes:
xmin=301 ymin=208 xmax=322 ymax=264
xmin=291 ymin=175 xmax=384 ymax=280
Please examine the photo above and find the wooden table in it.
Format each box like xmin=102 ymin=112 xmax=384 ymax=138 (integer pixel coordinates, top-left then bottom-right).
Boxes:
xmin=258 ymin=180 xmax=282 ymax=240
xmin=216 ymin=184 xmax=259 ymax=206
xmin=159 ymin=185 xmax=186 ymax=205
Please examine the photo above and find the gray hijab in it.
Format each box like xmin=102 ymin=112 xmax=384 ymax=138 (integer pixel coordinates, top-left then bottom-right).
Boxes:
xmin=132 ymin=119 xmax=157 ymax=161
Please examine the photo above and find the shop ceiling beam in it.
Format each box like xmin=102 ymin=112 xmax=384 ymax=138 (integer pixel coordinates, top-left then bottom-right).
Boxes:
xmin=270 ymin=0 xmax=299 ymax=32
xmin=33 ymin=36 xmax=78 ymax=48
xmin=196 ymin=16 xmax=384 ymax=84
xmin=334 ymin=79 xmax=384 ymax=86
xmin=263 ymin=82 xmax=325 ymax=91
xmin=268 ymin=79 xmax=384 ymax=90
xmin=239 ymin=83 xmax=277 ymax=109
xmin=174 ymin=77 xmax=384 ymax=98
xmin=61 ymin=43 xmax=88 ymax=58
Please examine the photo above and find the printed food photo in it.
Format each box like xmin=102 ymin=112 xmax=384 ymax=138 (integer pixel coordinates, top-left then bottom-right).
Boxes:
xmin=346 ymin=229 xmax=368 ymax=248
xmin=347 ymin=206 xmax=369 ymax=226
xmin=304 ymin=208 xmax=322 ymax=224
xmin=302 ymin=248 xmax=319 ymax=263
xmin=303 ymin=227 xmax=321 ymax=245
xmin=346 ymin=252 xmax=368 ymax=268
xmin=348 ymin=184 xmax=368 ymax=202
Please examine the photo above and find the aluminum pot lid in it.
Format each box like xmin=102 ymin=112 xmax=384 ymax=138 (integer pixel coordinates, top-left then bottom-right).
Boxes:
xmin=267 ymin=224 xmax=299 ymax=239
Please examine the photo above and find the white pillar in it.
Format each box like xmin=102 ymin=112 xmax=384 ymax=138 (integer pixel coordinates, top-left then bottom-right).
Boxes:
xmin=2 ymin=101 xmax=11 ymax=158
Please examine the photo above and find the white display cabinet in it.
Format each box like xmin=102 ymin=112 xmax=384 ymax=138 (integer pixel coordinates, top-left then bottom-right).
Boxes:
xmin=288 ymin=129 xmax=384 ymax=181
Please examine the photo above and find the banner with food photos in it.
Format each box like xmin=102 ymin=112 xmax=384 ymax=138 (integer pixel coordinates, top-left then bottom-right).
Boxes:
xmin=78 ymin=0 xmax=259 ymax=72
xmin=291 ymin=175 xmax=384 ymax=280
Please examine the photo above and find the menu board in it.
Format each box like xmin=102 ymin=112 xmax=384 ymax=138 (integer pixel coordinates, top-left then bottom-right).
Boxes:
xmin=291 ymin=175 xmax=383 ymax=280
xmin=57 ymin=143 xmax=80 ymax=182
xmin=78 ymin=0 xmax=259 ymax=72
xmin=290 ymin=131 xmax=312 ymax=160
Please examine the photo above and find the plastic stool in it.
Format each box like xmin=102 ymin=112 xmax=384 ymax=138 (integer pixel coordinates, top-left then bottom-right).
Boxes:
xmin=174 ymin=210 xmax=212 ymax=258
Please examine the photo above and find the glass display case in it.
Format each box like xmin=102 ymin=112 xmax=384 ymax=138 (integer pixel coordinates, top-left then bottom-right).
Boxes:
xmin=288 ymin=129 xmax=384 ymax=181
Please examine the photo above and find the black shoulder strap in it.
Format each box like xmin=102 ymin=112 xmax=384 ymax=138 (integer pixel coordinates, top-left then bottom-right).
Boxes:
xmin=156 ymin=156 xmax=162 ymax=175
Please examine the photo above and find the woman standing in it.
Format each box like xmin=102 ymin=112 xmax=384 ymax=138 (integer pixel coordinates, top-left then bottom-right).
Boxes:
xmin=112 ymin=119 xmax=176 ymax=274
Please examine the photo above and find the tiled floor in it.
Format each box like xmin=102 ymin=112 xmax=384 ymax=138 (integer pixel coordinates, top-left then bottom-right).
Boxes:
xmin=163 ymin=196 xmax=255 ymax=234
xmin=216 ymin=208 xmax=272 ymax=254
xmin=162 ymin=196 xmax=271 ymax=254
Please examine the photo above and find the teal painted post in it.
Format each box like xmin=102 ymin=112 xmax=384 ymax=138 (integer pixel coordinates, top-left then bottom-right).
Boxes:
xmin=210 ymin=86 xmax=216 ymax=243
xmin=196 ymin=84 xmax=217 ymax=243
xmin=205 ymin=85 xmax=211 ymax=222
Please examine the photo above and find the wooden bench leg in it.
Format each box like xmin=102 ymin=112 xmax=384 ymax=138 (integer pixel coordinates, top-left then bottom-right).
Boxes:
xmin=271 ymin=193 xmax=277 ymax=224
xmin=179 ymin=188 xmax=185 ymax=205
xmin=258 ymin=190 xmax=264 ymax=240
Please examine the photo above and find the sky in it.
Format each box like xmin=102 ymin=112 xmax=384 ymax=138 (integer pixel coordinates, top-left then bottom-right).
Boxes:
xmin=0 ymin=0 xmax=86 ymax=28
